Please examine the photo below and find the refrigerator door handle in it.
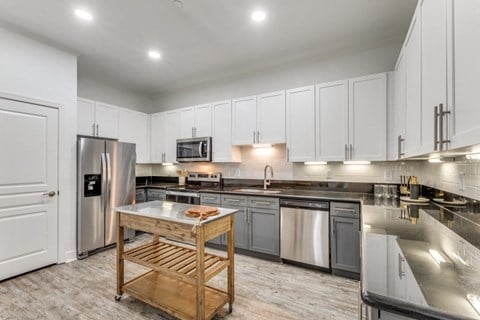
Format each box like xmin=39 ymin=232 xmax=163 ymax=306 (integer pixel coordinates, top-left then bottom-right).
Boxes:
xmin=101 ymin=153 xmax=107 ymax=213
xmin=106 ymin=153 xmax=112 ymax=209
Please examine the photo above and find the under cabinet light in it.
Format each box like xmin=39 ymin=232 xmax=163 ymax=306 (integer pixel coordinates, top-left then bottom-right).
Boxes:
xmin=304 ymin=161 xmax=327 ymax=165
xmin=343 ymin=161 xmax=371 ymax=165
xmin=74 ymin=9 xmax=93 ymax=21
xmin=252 ymin=144 xmax=272 ymax=148
xmin=162 ymin=163 xmax=173 ymax=166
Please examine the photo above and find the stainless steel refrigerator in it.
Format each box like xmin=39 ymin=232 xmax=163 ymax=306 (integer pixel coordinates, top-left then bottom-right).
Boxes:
xmin=77 ymin=137 xmax=136 ymax=259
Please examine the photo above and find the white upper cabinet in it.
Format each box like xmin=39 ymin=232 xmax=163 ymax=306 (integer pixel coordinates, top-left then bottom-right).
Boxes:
xmin=404 ymin=11 xmax=422 ymax=157
xmin=316 ymin=81 xmax=349 ymax=161
xmin=232 ymin=91 xmax=286 ymax=146
xmin=393 ymin=50 xmax=407 ymax=160
xmin=232 ymin=95 xmax=257 ymax=145
xmin=118 ymin=107 xmax=150 ymax=163
xmin=212 ymin=100 xmax=241 ymax=162
xmin=257 ymin=90 xmax=286 ymax=144
xmin=150 ymin=112 xmax=165 ymax=164
xmin=77 ymin=98 xmax=96 ymax=136
xmin=450 ymin=0 xmax=480 ymax=149
xmin=420 ymin=0 xmax=448 ymax=154
xmin=94 ymin=102 xmax=118 ymax=139
xmin=150 ymin=110 xmax=178 ymax=163
xmin=178 ymin=104 xmax=212 ymax=139
xmin=349 ymin=73 xmax=387 ymax=161
xmin=118 ymin=107 xmax=135 ymax=143
xmin=286 ymin=85 xmax=316 ymax=162
xmin=77 ymin=98 xmax=118 ymax=139
xmin=194 ymin=104 xmax=213 ymax=138
xmin=178 ymin=107 xmax=195 ymax=139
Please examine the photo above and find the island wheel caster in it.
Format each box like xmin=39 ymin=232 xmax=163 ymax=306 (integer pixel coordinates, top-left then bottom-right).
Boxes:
xmin=228 ymin=303 xmax=233 ymax=314
xmin=115 ymin=294 xmax=122 ymax=301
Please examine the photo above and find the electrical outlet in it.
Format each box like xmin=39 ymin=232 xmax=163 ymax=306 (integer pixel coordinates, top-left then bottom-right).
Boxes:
xmin=384 ymin=169 xmax=393 ymax=181
xmin=459 ymin=172 xmax=466 ymax=191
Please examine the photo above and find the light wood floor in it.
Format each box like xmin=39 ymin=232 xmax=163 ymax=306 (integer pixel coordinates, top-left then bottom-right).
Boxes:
xmin=0 ymin=234 xmax=359 ymax=319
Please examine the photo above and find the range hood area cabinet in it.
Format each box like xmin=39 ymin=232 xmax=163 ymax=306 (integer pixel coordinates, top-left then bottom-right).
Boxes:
xmin=231 ymin=90 xmax=286 ymax=146
xmin=392 ymin=0 xmax=480 ymax=159
xmin=212 ymin=100 xmax=241 ymax=163
xmin=177 ymin=104 xmax=212 ymax=139
xmin=317 ymin=73 xmax=387 ymax=162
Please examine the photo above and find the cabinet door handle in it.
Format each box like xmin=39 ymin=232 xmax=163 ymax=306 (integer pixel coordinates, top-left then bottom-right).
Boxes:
xmin=345 ymin=144 xmax=348 ymax=160
xmin=192 ymin=127 xmax=194 ymax=138
xmin=397 ymin=135 xmax=405 ymax=158
xmin=287 ymin=147 xmax=290 ymax=162
xmin=96 ymin=124 xmax=99 ymax=136
xmin=440 ymin=103 xmax=451 ymax=149
xmin=256 ymin=131 xmax=260 ymax=143
xmin=252 ymin=131 xmax=256 ymax=144
xmin=398 ymin=253 xmax=406 ymax=279
xmin=92 ymin=123 xmax=96 ymax=136
xmin=244 ymin=208 xmax=248 ymax=223
xmin=349 ymin=144 xmax=353 ymax=160
xmin=434 ymin=106 xmax=440 ymax=151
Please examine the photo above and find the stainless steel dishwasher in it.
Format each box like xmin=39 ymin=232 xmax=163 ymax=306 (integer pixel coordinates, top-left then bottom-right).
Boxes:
xmin=280 ymin=199 xmax=330 ymax=269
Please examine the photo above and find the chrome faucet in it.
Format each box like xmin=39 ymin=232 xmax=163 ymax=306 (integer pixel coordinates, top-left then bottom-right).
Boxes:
xmin=264 ymin=165 xmax=274 ymax=190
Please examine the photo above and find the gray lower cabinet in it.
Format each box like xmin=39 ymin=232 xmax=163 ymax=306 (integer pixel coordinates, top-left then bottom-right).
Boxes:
xmin=147 ymin=188 xmax=166 ymax=201
xmin=330 ymin=202 xmax=360 ymax=275
xmin=203 ymin=193 xmax=280 ymax=256
xmin=200 ymin=193 xmax=223 ymax=245
xmin=248 ymin=207 xmax=279 ymax=255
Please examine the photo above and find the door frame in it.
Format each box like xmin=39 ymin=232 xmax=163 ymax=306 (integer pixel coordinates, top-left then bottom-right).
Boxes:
xmin=0 ymin=91 xmax=65 ymax=264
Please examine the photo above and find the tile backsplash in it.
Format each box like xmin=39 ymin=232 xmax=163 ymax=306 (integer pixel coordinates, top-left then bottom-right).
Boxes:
xmin=136 ymin=144 xmax=480 ymax=201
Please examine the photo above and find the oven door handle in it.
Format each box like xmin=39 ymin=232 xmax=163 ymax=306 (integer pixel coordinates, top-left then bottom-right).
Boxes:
xmin=166 ymin=190 xmax=200 ymax=198
xmin=198 ymin=141 xmax=203 ymax=157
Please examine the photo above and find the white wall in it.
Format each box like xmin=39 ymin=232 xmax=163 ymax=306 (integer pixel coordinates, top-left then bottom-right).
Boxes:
xmin=152 ymin=41 xmax=402 ymax=110
xmin=0 ymin=26 xmax=78 ymax=262
xmin=77 ymin=70 xmax=152 ymax=113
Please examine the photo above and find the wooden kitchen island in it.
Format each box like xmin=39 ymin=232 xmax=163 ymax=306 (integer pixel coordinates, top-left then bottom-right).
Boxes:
xmin=114 ymin=201 xmax=237 ymax=320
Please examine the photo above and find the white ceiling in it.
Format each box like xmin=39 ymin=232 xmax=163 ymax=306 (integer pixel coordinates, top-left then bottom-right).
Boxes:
xmin=0 ymin=0 xmax=417 ymax=95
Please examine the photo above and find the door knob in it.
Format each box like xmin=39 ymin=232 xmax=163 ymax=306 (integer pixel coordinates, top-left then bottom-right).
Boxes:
xmin=43 ymin=191 xmax=56 ymax=197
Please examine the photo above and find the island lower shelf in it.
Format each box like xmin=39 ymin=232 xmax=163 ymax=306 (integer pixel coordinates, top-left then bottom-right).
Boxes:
xmin=123 ymin=270 xmax=229 ymax=320
xmin=123 ymin=241 xmax=230 ymax=283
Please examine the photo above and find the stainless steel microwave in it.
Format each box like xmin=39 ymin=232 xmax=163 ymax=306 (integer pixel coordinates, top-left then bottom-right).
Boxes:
xmin=176 ymin=137 xmax=212 ymax=162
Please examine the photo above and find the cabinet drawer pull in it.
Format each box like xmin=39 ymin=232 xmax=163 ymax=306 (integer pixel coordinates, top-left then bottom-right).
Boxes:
xmin=252 ymin=201 xmax=271 ymax=205
xmin=225 ymin=199 xmax=240 ymax=202
xmin=334 ymin=208 xmax=357 ymax=213
xmin=203 ymin=196 xmax=217 ymax=200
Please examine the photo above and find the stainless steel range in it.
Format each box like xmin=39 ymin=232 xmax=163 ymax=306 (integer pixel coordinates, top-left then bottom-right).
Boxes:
xmin=165 ymin=172 xmax=222 ymax=204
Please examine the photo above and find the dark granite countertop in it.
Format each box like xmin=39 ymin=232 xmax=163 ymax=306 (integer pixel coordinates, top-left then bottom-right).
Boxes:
xmin=136 ymin=183 xmax=179 ymax=189
xmin=361 ymin=203 xmax=480 ymax=320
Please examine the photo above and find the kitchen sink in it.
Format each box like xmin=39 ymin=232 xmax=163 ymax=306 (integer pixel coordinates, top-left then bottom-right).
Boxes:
xmin=234 ymin=188 xmax=281 ymax=194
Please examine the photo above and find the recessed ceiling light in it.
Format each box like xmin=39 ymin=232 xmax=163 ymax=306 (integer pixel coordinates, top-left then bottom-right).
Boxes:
xmin=148 ymin=50 xmax=162 ymax=60
xmin=74 ymin=9 xmax=93 ymax=21
xmin=251 ymin=10 xmax=267 ymax=22
xmin=171 ymin=0 xmax=183 ymax=7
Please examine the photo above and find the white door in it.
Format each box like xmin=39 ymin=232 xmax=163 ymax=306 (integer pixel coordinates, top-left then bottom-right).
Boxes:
xmin=450 ymin=0 xmax=480 ymax=148
xmin=257 ymin=90 xmax=286 ymax=144
xmin=404 ymin=13 xmax=422 ymax=157
xmin=420 ymin=0 xmax=447 ymax=153
xmin=349 ymin=73 xmax=387 ymax=161
xmin=77 ymin=97 xmax=95 ymax=136
xmin=212 ymin=100 xmax=240 ymax=162
xmin=286 ymin=85 xmax=316 ymax=162
xmin=178 ymin=107 xmax=195 ymax=139
xmin=194 ymin=104 xmax=212 ymax=138
xmin=0 ymin=98 xmax=58 ymax=280
xmin=232 ymin=96 xmax=257 ymax=145
xmin=95 ymin=102 xmax=118 ymax=139
xmin=316 ymin=80 xmax=348 ymax=161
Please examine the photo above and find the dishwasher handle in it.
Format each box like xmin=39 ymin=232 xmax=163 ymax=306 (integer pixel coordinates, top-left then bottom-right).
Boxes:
xmin=280 ymin=199 xmax=329 ymax=210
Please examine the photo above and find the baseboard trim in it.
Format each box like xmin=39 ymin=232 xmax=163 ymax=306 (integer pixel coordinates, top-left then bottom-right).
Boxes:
xmin=64 ymin=250 xmax=77 ymax=263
